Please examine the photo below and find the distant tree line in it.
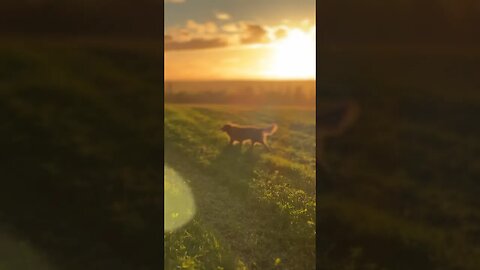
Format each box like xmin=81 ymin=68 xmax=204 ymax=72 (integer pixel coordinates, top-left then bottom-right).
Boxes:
xmin=164 ymin=88 xmax=315 ymax=106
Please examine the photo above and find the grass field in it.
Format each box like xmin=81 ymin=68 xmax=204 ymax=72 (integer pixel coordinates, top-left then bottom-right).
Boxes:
xmin=164 ymin=104 xmax=316 ymax=269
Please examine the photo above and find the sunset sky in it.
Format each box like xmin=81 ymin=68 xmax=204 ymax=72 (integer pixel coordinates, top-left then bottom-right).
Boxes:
xmin=165 ymin=0 xmax=315 ymax=81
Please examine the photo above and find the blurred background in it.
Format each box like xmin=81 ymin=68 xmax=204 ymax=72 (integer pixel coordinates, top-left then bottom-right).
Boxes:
xmin=1 ymin=0 xmax=163 ymax=38
xmin=318 ymin=0 xmax=480 ymax=269
xmin=1 ymin=0 xmax=163 ymax=269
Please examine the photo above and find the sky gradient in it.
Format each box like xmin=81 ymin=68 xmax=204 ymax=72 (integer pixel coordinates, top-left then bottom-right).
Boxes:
xmin=165 ymin=0 xmax=316 ymax=80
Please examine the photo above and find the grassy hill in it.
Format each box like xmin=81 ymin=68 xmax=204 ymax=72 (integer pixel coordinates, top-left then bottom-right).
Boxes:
xmin=164 ymin=104 xmax=316 ymax=269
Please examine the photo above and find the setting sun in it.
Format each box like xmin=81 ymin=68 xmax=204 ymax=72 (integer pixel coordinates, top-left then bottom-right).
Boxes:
xmin=264 ymin=28 xmax=316 ymax=80
xmin=165 ymin=0 xmax=315 ymax=81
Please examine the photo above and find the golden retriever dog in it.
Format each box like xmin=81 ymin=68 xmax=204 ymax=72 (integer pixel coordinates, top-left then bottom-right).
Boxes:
xmin=220 ymin=123 xmax=278 ymax=151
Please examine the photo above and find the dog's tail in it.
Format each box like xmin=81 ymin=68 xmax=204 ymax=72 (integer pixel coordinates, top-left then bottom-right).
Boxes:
xmin=263 ymin=124 xmax=278 ymax=135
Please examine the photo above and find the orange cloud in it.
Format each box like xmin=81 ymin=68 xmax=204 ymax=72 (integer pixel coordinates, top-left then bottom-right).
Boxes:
xmin=240 ymin=24 xmax=270 ymax=44
xmin=165 ymin=37 xmax=228 ymax=51
xmin=165 ymin=0 xmax=185 ymax=3
xmin=222 ymin=23 xmax=240 ymax=33
xmin=274 ymin=28 xmax=288 ymax=40
xmin=165 ymin=20 xmax=310 ymax=52
xmin=186 ymin=20 xmax=219 ymax=34
xmin=215 ymin=12 xmax=232 ymax=20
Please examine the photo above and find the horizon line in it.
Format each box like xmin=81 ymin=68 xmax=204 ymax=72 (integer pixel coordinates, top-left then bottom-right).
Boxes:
xmin=164 ymin=79 xmax=316 ymax=83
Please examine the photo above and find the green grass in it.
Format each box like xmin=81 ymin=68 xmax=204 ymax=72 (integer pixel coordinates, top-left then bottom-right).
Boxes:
xmin=164 ymin=105 xmax=316 ymax=269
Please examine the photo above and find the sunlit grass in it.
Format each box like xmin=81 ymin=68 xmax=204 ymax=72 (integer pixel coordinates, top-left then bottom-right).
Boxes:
xmin=164 ymin=104 xmax=316 ymax=269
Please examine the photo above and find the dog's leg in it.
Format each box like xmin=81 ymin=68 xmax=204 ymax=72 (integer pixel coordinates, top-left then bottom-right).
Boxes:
xmin=260 ymin=140 xmax=271 ymax=151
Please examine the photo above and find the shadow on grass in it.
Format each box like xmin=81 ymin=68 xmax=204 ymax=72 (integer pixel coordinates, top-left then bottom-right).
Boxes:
xmin=207 ymin=144 xmax=261 ymax=197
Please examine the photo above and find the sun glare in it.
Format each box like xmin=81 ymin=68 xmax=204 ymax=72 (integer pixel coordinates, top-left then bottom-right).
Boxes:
xmin=264 ymin=28 xmax=316 ymax=80
xmin=164 ymin=165 xmax=196 ymax=232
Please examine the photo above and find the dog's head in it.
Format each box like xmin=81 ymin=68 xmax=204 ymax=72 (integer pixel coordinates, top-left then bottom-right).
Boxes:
xmin=220 ymin=124 xmax=231 ymax=132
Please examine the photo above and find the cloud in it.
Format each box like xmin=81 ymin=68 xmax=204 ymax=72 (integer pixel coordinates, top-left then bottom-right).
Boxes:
xmin=166 ymin=20 xmax=227 ymax=51
xmin=186 ymin=20 xmax=218 ymax=34
xmin=240 ymin=24 xmax=270 ymax=44
xmin=165 ymin=37 xmax=228 ymax=51
xmin=215 ymin=11 xmax=231 ymax=21
xmin=222 ymin=23 xmax=239 ymax=33
xmin=165 ymin=19 xmax=293 ymax=51
xmin=274 ymin=28 xmax=288 ymax=40
xmin=165 ymin=0 xmax=185 ymax=3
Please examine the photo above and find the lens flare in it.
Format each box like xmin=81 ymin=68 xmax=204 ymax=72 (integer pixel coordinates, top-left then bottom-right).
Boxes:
xmin=164 ymin=165 xmax=196 ymax=232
